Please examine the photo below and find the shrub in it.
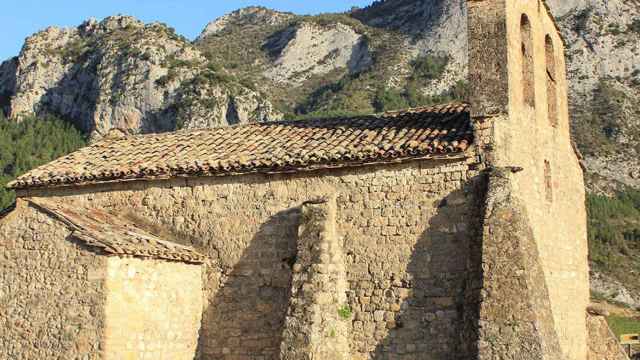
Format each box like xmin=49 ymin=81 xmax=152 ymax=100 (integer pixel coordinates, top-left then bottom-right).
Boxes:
xmin=373 ymin=88 xmax=409 ymax=112
xmin=573 ymin=7 xmax=593 ymax=34
xmin=410 ymin=54 xmax=449 ymax=81
xmin=587 ymin=189 xmax=640 ymax=269
xmin=337 ymin=305 xmax=352 ymax=320
xmin=607 ymin=23 xmax=622 ymax=35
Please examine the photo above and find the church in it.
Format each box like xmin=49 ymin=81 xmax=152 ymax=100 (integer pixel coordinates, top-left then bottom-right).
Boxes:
xmin=0 ymin=1 xmax=603 ymax=359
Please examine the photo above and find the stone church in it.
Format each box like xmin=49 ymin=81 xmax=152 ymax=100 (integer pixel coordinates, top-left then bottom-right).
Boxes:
xmin=0 ymin=0 xmax=613 ymax=359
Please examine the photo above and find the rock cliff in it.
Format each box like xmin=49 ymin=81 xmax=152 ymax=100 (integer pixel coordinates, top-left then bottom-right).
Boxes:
xmin=0 ymin=16 xmax=280 ymax=138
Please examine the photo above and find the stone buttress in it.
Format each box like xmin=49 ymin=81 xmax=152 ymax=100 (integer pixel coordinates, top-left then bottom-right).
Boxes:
xmin=280 ymin=196 xmax=350 ymax=360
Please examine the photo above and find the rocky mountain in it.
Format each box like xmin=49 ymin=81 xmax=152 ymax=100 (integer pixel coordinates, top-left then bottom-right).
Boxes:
xmin=0 ymin=16 xmax=280 ymax=139
xmin=557 ymin=0 xmax=640 ymax=193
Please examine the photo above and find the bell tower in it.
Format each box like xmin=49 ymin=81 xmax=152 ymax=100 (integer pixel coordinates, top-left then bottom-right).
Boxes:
xmin=467 ymin=1 xmax=589 ymax=360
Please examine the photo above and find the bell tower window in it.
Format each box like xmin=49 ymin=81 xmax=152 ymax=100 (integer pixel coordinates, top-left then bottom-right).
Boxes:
xmin=545 ymin=35 xmax=559 ymax=127
xmin=521 ymin=14 xmax=536 ymax=108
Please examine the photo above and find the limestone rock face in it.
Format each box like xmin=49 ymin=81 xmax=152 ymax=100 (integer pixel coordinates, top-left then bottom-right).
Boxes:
xmin=554 ymin=0 xmax=640 ymax=192
xmin=353 ymin=0 xmax=468 ymax=91
xmin=264 ymin=22 xmax=372 ymax=85
xmin=354 ymin=0 xmax=468 ymax=59
xmin=176 ymin=83 xmax=279 ymax=129
xmin=559 ymin=0 xmax=640 ymax=96
xmin=0 ymin=15 xmax=280 ymax=138
xmin=0 ymin=56 xmax=17 ymax=112
xmin=591 ymin=271 xmax=640 ymax=309
xmin=197 ymin=6 xmax=295 ymax=40
xmin=546 ymin=0 xmax=589 ymax=17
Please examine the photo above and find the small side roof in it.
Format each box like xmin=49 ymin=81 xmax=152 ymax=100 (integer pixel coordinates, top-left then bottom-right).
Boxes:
xmin=27 ymin=198 xmax=206 ymax=264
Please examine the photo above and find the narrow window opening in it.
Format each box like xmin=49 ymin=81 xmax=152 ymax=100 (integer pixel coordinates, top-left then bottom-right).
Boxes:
xmin=544 ymin=160 xmax=553 ymax=202
xmin=521 ymin=14 xmax=536 ymax=108
xmin=545 ymin=35 xmax=559 ymax=127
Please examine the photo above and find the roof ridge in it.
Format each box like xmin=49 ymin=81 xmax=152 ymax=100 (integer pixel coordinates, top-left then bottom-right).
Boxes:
xmin=98 ymin=101 xmax=471 ymax=143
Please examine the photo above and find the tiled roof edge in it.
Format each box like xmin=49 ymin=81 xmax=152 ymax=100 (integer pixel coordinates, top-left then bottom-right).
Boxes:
xmin=13 ymin=152 xmax=472 ymax=191
xmin=8 ymin=102 xmax=473 ymax=190
xmin=0 ymin=202 xmax=17 ymax=221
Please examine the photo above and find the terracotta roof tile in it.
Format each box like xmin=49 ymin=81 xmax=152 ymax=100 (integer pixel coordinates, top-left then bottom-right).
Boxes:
xmin=27 ymin=198 xmax=207 ymax=264
xmin=9 ymin=102 xmax=472 ymax=189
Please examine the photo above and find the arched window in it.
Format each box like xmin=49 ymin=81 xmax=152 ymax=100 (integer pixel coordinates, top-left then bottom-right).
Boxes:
xmin=544 ymin=160 xmax=553 ymax=202
xmin=545 ymin=35 xmax=558 ymax=127
xmin=521 ymin=14 xmax=535 ymax=108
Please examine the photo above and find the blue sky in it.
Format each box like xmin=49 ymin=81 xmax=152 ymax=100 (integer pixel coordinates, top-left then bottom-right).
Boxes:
xmin=0 ymin=0 xmax=374 ymax=61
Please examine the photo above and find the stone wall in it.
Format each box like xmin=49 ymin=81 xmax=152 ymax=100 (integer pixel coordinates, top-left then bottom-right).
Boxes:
xmin=0 ymin=201 xmax=106 ymax=360
xmin=468 ymin=0 xmax=590 ymax=358
xmin=103 ymin=257 xmax=203 ymax=360
xmin=587 ymin=314 xmax=629 ymax=360
xmin=280 ymin=197 xmax=350 ymax=360
xmin=504 ymin=2 xmax=589 ymax=358
xmin=22 ymin=157 xmax=483 ymax=359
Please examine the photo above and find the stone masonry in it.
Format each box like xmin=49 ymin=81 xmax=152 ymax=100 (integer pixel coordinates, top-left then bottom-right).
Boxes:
xmin=0 ymin=200 xmax=205 ymax=360
xmin=0 ymin=202 xmax=106 ymax=360
xmin=104 ymin=257 xmax=203 ymax=360
xmin=587 ymin=312 xmax=630 ymax=360
xmin=280 ymin=196 xmax=350 ymax=360
xmin=477 ymin=167 xmax=563 ymax=360
xmin=468 ymin=0 xmax=590 ymax=358
xmin=19 ymin=158 xmax=482 ymax=359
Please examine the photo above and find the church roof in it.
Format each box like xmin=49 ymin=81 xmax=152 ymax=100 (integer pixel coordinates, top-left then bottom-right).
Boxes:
xmin=27 ymin=198 xmax=207 ymax=264
xmin=9 ymin=102 xmax=472 ymax=190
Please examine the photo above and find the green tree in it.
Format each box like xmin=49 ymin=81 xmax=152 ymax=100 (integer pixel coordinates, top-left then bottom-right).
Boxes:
xmin=0 ymin=114 xmax=86 ymax=210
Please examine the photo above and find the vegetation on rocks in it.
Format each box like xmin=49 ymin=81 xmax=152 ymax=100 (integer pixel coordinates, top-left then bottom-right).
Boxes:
xmin=588 ymin=189 xmax=640 ymax=296
xmin=571 ymin=6 xmax=593 ymax=34
xmin=0 ymin=114 xmax=86 ymax=210
xmin=572 ymin=80 xmax=640 ymax=156
xmin=630 ymin=18 xmax=640 ymax=34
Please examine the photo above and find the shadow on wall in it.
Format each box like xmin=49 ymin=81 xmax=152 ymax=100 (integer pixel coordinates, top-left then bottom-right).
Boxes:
xmin=196 ymin=208 xmax=300 ymax=359
xmin=370 ymin=188 xmax=482 ymax=360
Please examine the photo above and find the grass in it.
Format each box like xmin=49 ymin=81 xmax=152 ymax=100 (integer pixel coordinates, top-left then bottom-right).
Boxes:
xmin=608 ymin=316 xmax=640 ymax=338
xmin=338 ymin=305 xmax=352 ymax=320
